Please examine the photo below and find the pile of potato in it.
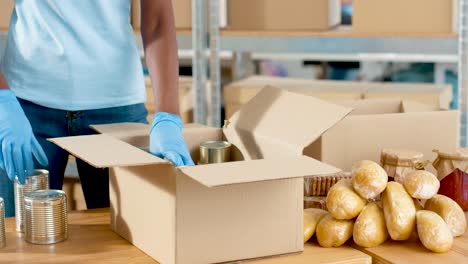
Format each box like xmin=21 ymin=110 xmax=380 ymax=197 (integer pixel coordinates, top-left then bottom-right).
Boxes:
xmin=303 ymin=160 xmax=467 ymax=253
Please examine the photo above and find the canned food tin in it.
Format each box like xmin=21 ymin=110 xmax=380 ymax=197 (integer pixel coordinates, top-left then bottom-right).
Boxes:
xmin=24 ymin=190 xmax=68 ymax=245
xmin=0 ymin=197 xmax=5 ymax=248
xmin=14 ymin=169 xmax=49 ymax=233
xmin=199 ymin=141 xmax=232 ymax=164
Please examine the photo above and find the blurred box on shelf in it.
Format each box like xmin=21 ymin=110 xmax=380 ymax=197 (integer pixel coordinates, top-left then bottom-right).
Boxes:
xmin=0 ymin=0 xmax=14 ymax=31
xmin=131 ymin=0 xmax=192 ymax=29
xmin=224 ymin=76 xmax=365 ymax=118
xmin=224 ymin=76 xmax=452 ymax=119
xmin=50 ymin=86 xmax=350 ymax=264
xmin=223 ymin=0 xmax=341 ymax=31
xmin=145 ymin=76 xmax=201 ymax=124
xmin=304 ymin=99 xmax=459 ymax=172
xmin=353 ymin=0 xmax=457 ymax=34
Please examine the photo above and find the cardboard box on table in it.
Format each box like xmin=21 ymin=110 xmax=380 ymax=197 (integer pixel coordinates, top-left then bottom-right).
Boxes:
xmin=353 ymin=0 xmax=457 ymax=34
xmin=224 ymin=0 xmax=341 ymax=31
xmin=305 ymin=99 xmax=460 ymax=172
xmin=224 ymin=76 xmax=452 ymax=119
xmin=49 ymin=86 xmax=351 ymax=264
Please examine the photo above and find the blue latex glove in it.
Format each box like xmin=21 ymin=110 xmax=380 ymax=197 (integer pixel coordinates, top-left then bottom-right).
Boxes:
xmin=0 ymin=89 xmax=48 ymax=183
xmin=150 ymin=112 xmax=195 ymax=167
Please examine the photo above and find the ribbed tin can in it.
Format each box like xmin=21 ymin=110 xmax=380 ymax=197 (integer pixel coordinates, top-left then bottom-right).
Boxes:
xmin=24 ymin=190 xmax=68 ymax=245
xmin=14 ymin=169 xmax=49 ymax=233
xmin=199 ymin=141 xmax=232 ymax=164
xmin=0 ymin=197 xmax=5 ymax=248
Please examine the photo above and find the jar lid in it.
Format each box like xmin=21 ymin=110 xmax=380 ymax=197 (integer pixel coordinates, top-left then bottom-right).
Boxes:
xmin=381 ymin=148 xmax=425 ymax=166
xmin=434 ymin=148 xmax=468 ymax=161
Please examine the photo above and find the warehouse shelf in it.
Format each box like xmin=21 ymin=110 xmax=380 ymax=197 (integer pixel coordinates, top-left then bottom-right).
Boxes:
xmin=190 ymin=0 xmax=468 ymax=147
xmin=219 ymin=27 xmax=458 ymax=61
xmin=220 ymin=27 xmax=457 ymax=55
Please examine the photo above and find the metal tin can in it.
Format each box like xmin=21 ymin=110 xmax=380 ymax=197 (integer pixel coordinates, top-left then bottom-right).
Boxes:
xmin=24 ymin=190 xmax=68 ymax=245
xmin=0 ymin=197 xmax=5 ymax=248
xmin=199 ymin=141 xmax=232 ymax=164
xmin=14 ymin=169 xmax=49 ymax=233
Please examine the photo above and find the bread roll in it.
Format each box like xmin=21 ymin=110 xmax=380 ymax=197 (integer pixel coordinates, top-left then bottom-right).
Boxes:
xmin=417 ymin=210 xmax=453 ymax=253
xmin=304 ymin=208 xmax=328 ymax=243
xmin=353 ymin=203 xmax=388 ymax=247
xmin=403 ymin=170 xmax=440 ymax=200
xmin=316 ymin=214 xmax=354 ymax=248
xmin=382 ymin=182 xmax=416 ymax=240
xmin=326 ymin=179 xmax=367 ymax=220
xmin=352 ymin=160 xmax=388 ymax=199
xmin=425 ymin=194 xmax=466 ymax=237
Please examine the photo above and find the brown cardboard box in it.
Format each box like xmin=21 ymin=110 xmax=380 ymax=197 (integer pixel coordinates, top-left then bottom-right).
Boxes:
xmin=145 ymin=76 xmax=213 ymax=124
xmin=304 ymin=99 xmax=460 ymax=172
xmin=0 ymin=0 xmax=14 ymax=31
xmin=145 ymin=76 xmax=195 ymax=124
xmin=224 ymin=76 xmax=452 ymax=119
xmin=130 ymin=0 xmax=140 ymax=30
xmin=173 ymin=0 xmax=191 ymax=29
xmin=224 ymin=76 xmax=366 ymax=118
xmin=50 ymin=86 xmax=351 ymax=264
xmin=131 ymin=0 xmax=192 ymax=30
xmin=226 ymin=0 xmax=341 ymax=31
xmin=353 ymin=0 xmax=456 ymax=33
xmin=364 ymin=83 xmax=453 ymax=110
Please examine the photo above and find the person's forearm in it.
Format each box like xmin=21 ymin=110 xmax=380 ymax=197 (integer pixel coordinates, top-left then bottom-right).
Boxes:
xmin=141 ymin=0 xmax=179 ymax=115
xmin=0 ymin=71 xmax=8 ymax=89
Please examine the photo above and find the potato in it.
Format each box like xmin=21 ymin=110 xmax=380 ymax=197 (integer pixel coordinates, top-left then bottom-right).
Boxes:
xmin=353 ymin=203 xmax=388 ymax=247
xmin=382 ymin=182 xmax=416 ymax=240
xmin=417 ymin=210 xmax=453 ymax=253
xmin=326 ymin=179 xmax=367 ymax=220
xmin=425 ymin=194 xmax=466 ymax=237
xmin=316 ymin=214 xmax=354 ymax=248
xmin=304 ymin=208 xmax=328 ymax=243
xmin=352 ymin=160 xmax=388 ymax=199
xmin=403 ymin=170 xmax=440 ymax=200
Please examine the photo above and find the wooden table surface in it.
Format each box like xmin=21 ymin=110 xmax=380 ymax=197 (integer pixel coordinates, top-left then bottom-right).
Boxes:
xmin=0 ymin=209 xmax=371 ymax=264
xmin=350 ymin=212 xmax=468 ymax=264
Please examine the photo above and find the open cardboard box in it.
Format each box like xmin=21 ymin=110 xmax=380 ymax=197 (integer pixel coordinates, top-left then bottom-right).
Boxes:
xmin=305 ymin=99 xmax=460 ymax=172
xmin=50 ymin=86 xmax=351 ymax=264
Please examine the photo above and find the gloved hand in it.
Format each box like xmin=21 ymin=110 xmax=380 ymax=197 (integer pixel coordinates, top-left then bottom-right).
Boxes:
xmin=150 ymin=112 xmax=195 ymax=167
xmin=0 ymin=89 xmax=48 ymax=183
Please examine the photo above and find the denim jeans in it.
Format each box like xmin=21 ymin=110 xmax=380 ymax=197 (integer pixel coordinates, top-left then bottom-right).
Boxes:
xmin=0 ymin=98 xmax=148 ymax=217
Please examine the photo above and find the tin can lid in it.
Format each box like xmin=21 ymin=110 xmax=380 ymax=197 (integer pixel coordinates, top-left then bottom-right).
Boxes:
xmin=24 ymin=190 xmax=66 ymax=204
xmin=0 ymin=197 xmax=3 ymax=206
xmin=200 ymin=141 xmax=232 ymax=150
xmin=15 ymin=169 xmax=49 ymax=185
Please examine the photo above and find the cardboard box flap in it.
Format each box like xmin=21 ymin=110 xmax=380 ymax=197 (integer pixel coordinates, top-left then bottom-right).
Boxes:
xmin=179 ymin=155 xmax=340 ymax=188
xmin=224 ymin=86 xmax=352 ymax=160
xmin=49 ymin=134 xmax=168 ymax=168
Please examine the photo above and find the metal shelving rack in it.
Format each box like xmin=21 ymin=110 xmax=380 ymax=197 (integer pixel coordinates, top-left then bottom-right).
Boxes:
xmin=189 ymin=0 xmax=468 ymax=146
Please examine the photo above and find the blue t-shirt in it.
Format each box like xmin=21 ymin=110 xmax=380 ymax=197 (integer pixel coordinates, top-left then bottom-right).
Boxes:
xmin=1 ymin=1 xmax=145 ymax=111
